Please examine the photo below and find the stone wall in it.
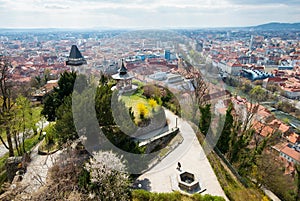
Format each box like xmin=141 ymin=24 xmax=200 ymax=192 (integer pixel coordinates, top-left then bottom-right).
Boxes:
xmin=141 ymin=128 xmax=179 ymax=154
xmin=6 ymin=156 xmax=22 ymax=182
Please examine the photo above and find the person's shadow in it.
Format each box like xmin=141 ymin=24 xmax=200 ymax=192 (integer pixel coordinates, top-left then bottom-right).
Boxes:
xmin=133 ymin=178 xmax=152 ymax=191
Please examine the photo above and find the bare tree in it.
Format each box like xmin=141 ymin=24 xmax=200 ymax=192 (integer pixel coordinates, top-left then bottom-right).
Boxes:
xmin=0 ymin=56 xmax=14 ymax=156
xmin=180 ymin=59 xmax=209 ymax=123
xmin=242 ymin=85 xmax=267 ymax=133
xmin=186 ymin=60 xmax=209 ymax=107
xmin=241 ymin=102 xmax=260 ymax=133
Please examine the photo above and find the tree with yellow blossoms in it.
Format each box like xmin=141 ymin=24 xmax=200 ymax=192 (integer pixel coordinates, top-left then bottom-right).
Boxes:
xmin=137 ymin=103 xmax=149 ymax=119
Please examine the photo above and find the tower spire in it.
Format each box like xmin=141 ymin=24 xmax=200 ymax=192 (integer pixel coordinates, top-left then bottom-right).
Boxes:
xmin=66 ymin=45 xmax=87 ymax=66
xmin=119 ymin=59 xmax=127 ymax=75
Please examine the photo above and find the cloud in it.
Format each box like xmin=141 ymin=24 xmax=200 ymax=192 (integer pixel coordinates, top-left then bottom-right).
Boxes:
xmin=0 ymin=0 xmax=8 ymax=8
xmin=45 ymin=4 xmax=69 ymax=9
xmin=228 ymin=0 xmax=300 ymax=5
xmin=0 ymin=0 xmax=299 ymax=28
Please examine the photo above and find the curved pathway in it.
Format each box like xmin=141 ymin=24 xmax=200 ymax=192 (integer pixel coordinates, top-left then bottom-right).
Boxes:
xmin=19 ymin=141 xmax=62 ymax=194
xmin=137 ymin=109 xmax=227 ymax=199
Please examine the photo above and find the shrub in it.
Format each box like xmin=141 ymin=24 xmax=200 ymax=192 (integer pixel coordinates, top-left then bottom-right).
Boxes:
xmin=44 ymin=124 xmax=57 ymax=145
xmin=132 ymin=190 xmax=225 ymax=201
xmin=137 ymin=103 xmax=149 ymax=119
xmin=149 ymin=99 xmax=158 ymax=109
xmin=132 ymin=189 xmax=151 ymax=201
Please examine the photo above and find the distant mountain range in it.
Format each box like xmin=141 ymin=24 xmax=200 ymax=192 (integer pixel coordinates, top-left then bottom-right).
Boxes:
xmin=1 ymin=22 xmax=300 ymax=32
xmin=249 ymin=22 xmax=300 ymax=30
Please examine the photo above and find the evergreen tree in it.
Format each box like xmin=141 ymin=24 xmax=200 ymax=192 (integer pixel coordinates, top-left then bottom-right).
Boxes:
xmin=216 ymin=103 xmax=233 ymax=154
xmin=199 ymin=104 xmax=211 ymax=135
xmin=55 ymin=95 xmax=77 ymax=144
xmin=95 ymin=82 xmax=114 ymax=126
xmin=42 ymin=71 xmax=77 ymax=121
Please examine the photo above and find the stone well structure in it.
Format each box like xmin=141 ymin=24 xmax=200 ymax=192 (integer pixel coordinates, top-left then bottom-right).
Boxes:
xmin=178 ymin=171 xmax=200 ymax=192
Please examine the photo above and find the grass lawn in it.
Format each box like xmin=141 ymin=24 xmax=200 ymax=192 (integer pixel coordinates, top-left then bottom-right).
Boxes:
xmin=23 ymin=133 xmax=42 ymax=153
xmin=0 ymin=153 xmax=9 ymax=187
xmin=121 ymin=93 xmax=159 ymax=123
xmin=132 ymin=79 xmax=144 ymax=88
xmin=207 ymin=152 xmax=266 ymax=201
xmin=38 ymin=140 xmax=59 ymax=154
xmin=28 ymin=106 xmax=43 ymax=128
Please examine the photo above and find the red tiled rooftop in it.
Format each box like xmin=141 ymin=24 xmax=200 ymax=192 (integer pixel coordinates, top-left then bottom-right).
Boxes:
xmin=266 ymin=77 xmax=286 ymax=83
xmin=252 ymin=120 xmax=274 ymax=137
xmin=286 ymin=133 xmax=300 ymax=144
xmin=268 ymin=119 xmax=290 ymax=134
xmin=281 ymin=146 xmax=300 ymax=162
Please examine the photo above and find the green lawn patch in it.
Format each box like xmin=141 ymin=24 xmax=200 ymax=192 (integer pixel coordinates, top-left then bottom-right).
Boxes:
xmin=121 ymin=93 xmax=159 ymax=124
xmin=38 ymin=140 xmax=59 ymax=155
xmin=23 ymin=133 xmax=41 ymax=152
xmin=207 ymin=152 xmax=264 ymax=201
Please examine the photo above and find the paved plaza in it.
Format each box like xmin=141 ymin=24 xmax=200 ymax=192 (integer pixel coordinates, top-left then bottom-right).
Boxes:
xmin=137 ymin=110 xmax=228 ymax=200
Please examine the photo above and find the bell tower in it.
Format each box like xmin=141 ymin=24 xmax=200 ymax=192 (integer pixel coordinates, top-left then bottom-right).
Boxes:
xmin=66 ymin=45 xmax=87 ymax=73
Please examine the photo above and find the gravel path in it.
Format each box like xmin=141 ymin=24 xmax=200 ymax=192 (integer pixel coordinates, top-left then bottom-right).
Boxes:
xmin=19 ymin=141 xmax=62 ymax=194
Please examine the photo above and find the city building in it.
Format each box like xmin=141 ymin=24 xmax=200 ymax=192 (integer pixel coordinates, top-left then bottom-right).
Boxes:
xmin=241 ymin=69 xmax=273 ymax=81
xmin=280 ymin=144 xmax=300 ymax=164
xmin=148 ymin=72 xmax=167 ymax=81
xmin=165 ymin=50 xmax=171 ymax=61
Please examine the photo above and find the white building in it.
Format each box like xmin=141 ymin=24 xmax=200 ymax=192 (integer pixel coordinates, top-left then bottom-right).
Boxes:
xmin=281 ymin=86 xmax=300 ymax=99
xmin=218 ymin=59 xmax=243 ymax=76
xmin=166 ymin=74 xmax=184 ymax=84
xmin=280 ymin=145 xmax=300 ymax=164
xmin=148 ymin=72 xmax=167 ymax=81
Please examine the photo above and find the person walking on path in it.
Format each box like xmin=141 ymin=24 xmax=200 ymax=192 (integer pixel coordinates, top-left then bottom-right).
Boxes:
xmin=177 ymin=162 xmax=181 ymax=171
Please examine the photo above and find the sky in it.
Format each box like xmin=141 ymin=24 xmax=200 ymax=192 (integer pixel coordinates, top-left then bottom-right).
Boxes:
xmin=0 ymin=0 xmax=299 ymax=29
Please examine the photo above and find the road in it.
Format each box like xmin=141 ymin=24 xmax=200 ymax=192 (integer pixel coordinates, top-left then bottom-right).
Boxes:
xmin=0 ymin=119 xmax=49 ymax=158
xmin=137 ymin=109 xmax=227 ymax=199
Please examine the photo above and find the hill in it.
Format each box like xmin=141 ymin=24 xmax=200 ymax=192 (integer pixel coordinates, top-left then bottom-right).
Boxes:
xmin=250 ymin=22 xmax=300 ymax=30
